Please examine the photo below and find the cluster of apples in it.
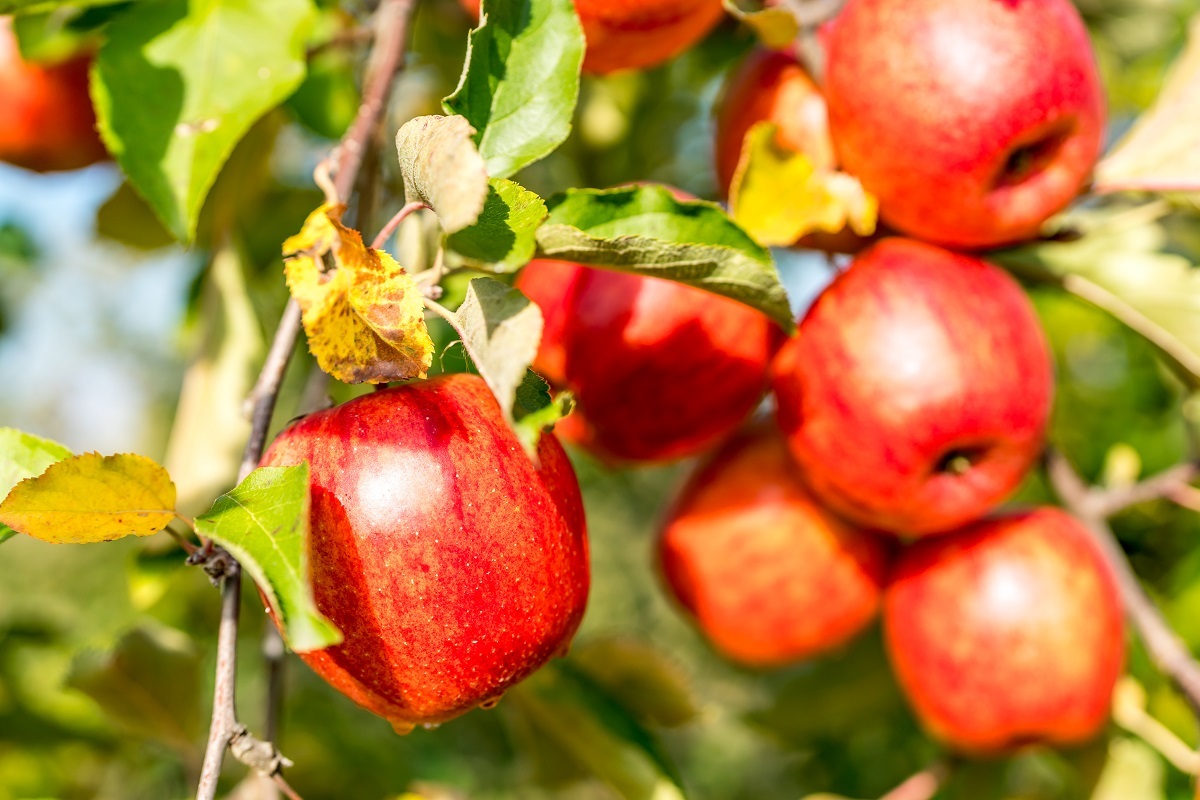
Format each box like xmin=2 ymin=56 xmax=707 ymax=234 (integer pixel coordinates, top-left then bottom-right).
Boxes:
xmin=508 ymin=0 xmax=1124 ymax=755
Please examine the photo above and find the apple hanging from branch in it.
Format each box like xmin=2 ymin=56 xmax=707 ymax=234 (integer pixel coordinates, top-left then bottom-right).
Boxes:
xmin=259 ymin=374 xmax=590 ymax=732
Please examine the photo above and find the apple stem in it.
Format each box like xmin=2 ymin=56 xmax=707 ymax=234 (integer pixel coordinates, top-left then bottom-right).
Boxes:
xmin=1047 ymin=449 xmax=1200 ymax=718
xmin=878 ymin=760 xmax=950 ymax=800
xmin=194 ymin=1 xmax=421 ymax=798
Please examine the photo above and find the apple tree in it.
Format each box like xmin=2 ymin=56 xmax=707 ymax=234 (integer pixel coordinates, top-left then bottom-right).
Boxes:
xmin=0 ymin=0 xmax=1199 ymax=798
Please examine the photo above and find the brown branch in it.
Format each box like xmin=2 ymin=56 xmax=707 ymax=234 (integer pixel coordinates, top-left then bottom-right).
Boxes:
xmin=1047 ymin=450 xmax=1200 ymax=715
xmin=879 ymin=761 xmax=949 ymax=800
xmin=196 ymin=563 xmax=243 ymax=800
xmin=194 ymin=1 xmax=420 ymax=797
xmin=1090 ymin=461 xmax=1200 ymax=519
xmin=333 ymin=0 xmax=418 ymax=203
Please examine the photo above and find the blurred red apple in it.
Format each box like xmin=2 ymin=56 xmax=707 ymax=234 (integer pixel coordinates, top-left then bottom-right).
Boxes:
xmin=260 ymin=373 xmax=589 ymax=731
xmin=771 ymin=238 xmax=1052 ymax=535
xmin=884 ymin=508 xmax=1125 ymax=753
xmin=458 ymin=0 xmax=726 ymax=74
xmin=659 ymin=423 xmax=890 ymax=666
xmin=713 ymin=48 xmax=834 ymax=197
xmin=518 ymin=258 xmax=782 ymax=463
xmin=0 ymin=18 xmax=107 ymax=172
xmin=514 ymin=258 xmax=582 ymax=389
xmin=824 ymin=0 xmax=1104 ymax=248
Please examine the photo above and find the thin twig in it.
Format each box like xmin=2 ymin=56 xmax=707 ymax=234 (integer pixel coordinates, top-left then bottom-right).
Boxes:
xmin=273 ymin=773 xmax=307 ymax=800
xmin=333 ymin=0 xmax=418 ymax=202
xmin=1047 ymin=450 xmax=1200 ymax=714
xmin=371 ymin=200 xmax=430 ymax=249
xmin=196 ymin=563 xmax=243 ymax=800
xmin=194 ymin=1 xmax=420 ymax=796
xmin=1090 ymin=462 xmax=1200 ymax=519
xmin=240 ymin=301 xmax=304 ymax=482
xmin=879 ymin=761 xmax=949 ymax=800
xmin=1113 ymin=677 xmax=1200 ymax=774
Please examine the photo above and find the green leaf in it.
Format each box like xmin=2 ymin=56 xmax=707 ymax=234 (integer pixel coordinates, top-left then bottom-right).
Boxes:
xmin=95 ymin=181 xmax=175 ymax=250
xmin=67 ymin=624 xmax=203 ymax=750
xmin=443 ymin=0 xmax=584 ymax=179
xmin=1089 ymin=738 xmax=1166 ymax=800
xmin=994 ymin=202 xmax=1200 ymax=389
xmin=92 ymin=0 xmax=314 ymax=241
xmin=722 ymin=0 xmax=799 ymax=49
xmin=570 ymin=637 xmax=699 ymax=728
xmin=394 ymin=114 xmax=490 ymax=234
xmin=429 ymin=278 xmax=544 ymax=452
xmin=1094 ymin=16 xmax=1200 ymax=196
xmin=509 ymin=662 xmax=686 ymax=800
xmin=444 ymin=178 xmax=548 ymax=274
xmin=0 ymin=428 xmax=72 ymax=543
xmin=194 ymin=464 xmax=341 ymax=653
xmin=0 ymin=0 xmax=131 ymax=14
xmin=536 ymin=185 xmax=794 ymax=330
xmin=512 ymin=370 xmax=574 ymax=455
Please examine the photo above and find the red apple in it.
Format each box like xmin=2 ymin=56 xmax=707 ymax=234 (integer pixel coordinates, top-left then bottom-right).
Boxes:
xmin=259 ymin=373 xmax=589 ymax=731
xmin=0 ymin=18 xmax=107 ymax=172
xmin=659 ymin=423 xmax=890 ymax=666
xmin=884 ymin=508 xmax=1125 ymax=753
xmin=518 ymin=259 xmax=783 ymax=463
xmin=458 ymin=0 xmax=726 ymax=74
xmin=514 ymin=258 xmax=583 ymax=389
xmin=824 ymin=0 xmax=1105 ymax=248
xmin=713 ymin=48 xmax=834 ymax=197
xmin=771 ymin=238 xmax=1053 ymax=535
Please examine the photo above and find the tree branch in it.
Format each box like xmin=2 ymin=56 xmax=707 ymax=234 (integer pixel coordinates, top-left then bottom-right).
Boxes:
xmin=194 ymin=1 xmax=420 ymax=796
xmin=1047 ymin=450 xmax=1200 ymax=715
xmin=333 ymin=0 xmax=417 ymax=203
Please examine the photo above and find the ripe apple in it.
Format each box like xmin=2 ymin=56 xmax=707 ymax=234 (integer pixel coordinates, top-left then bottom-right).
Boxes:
xmin=514 ymin=258 xmax=582 ymax=389
xmin=824 ymin=0 xmax=1105 ymax=248
xmin=771 ymin=238 xmax=1053 ymax=535
xmin=884 ymin=508 xmax=1125 ymax=753
xmin=458 ymin=0 xmax=726 ymax=74
xmin=713 ymin=48 xmax=834 ymax=197
xmin=517 ymin=259 xmax=783 ymax=463
xmin=0 ymin=19 xmax=107 ymax=172
xmin=659 ymin=423 xmax=890 ymax=666
xmin=259 ymin=373 xmax=590 ymax=731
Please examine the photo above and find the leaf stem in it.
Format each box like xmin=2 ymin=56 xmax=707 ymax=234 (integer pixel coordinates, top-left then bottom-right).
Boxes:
xmin=164 ymin=524 xmax=199 ymax=555
xmin=1047 ymin=450 xmax=1200 ymax=715
xmin=371 ymin=201 xmax=430 ymax=250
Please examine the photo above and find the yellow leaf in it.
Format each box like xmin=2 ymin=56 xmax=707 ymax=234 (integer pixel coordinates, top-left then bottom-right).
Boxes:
xmin=283 ymin=205 xmax=434 ymax=384
xmin=730 ymin=121 xmax=878 ymax=246
xmin=0 ymin=453 xmax=177 ymax=544
xmin=722 ymin=0 xmax=800 ymax=50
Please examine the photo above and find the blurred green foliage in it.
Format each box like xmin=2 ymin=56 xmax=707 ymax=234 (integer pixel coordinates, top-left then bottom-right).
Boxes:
xmin=1 ymin=0 xmax=1200 ymax=798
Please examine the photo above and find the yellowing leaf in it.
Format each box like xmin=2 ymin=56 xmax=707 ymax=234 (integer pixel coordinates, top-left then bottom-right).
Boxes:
xmin=0 ymin=453 xmax=176 ymax=544
xmin=283 ymin=205 xmax=434 ymax=385
xmin=395 ymin=115 xmax=489 ymax=233
xmin=730 ymin=121 xmax=877 ymax=247
xmin=1094 ymin=17 xmax=1200 ymax=195
xmin=722 ymin=0 xmax=800 ymax=50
